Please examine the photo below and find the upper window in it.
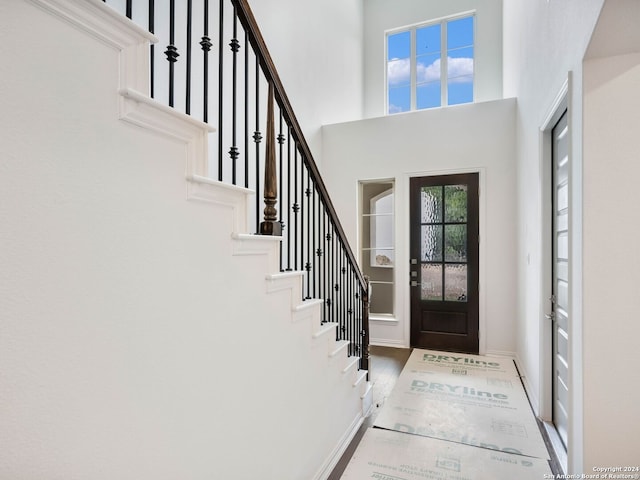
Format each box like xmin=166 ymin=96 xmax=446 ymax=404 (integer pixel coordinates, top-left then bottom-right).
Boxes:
xmin=386 ymin=14 xmax=475 ymax=114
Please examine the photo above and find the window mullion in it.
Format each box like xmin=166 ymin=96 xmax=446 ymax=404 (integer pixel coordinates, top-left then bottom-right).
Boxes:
xmin=441 ymin=21 xmax=448 ymax=107
xmin=411 ymin=28 xmax=417 ymax=111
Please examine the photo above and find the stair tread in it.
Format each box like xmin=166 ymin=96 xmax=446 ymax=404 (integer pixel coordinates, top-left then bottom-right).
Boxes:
xmin=231 ymin=232 xmax=283 ymax=242
xmin=329 ymin=340 xmax=350 ymax=357
xmin=342 ymin=356 xmax=360 ymax=374
xmin=312 ymin=322 xmax=338 ymax=339
xmin=266 ymin=271 xmax=304 ymax=281
xmin=295 ymin=298 xmax=324 ymax=312
xmin=353 ymin=369 xmax=368 ymax=387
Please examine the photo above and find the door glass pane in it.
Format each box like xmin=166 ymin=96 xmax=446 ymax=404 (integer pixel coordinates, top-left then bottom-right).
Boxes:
xmin=445 ymin=264 xmax=467 ymax=301
xmin=421 ymin=225 xmax=442 ymax=261
xmin=445 ymin=224 xmax=467 ymax=262
xmin=422 ymin=264 xmax=442 ymax=300
xmin=421 ymin=186 xmax=442 ymax=223
xmin=444 ymin=185 xmax=467 ymax=222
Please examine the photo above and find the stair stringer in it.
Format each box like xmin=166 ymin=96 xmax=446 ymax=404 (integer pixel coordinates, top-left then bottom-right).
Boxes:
xmin=12 ymin=2 xmax=370 ymax=479
xmin=264 ymin=269 xmax=373 ymax=480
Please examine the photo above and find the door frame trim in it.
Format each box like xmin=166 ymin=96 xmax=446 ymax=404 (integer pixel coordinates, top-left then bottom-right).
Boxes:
xmin=402 ymin=167 xmax=486 ymax=354
xmin=539 ymin=74 xmax=571 ymax=473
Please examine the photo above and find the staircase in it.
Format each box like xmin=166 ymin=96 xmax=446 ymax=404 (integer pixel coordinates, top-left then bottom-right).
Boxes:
xmin=1 ymin=0 xmax=370 ymax=478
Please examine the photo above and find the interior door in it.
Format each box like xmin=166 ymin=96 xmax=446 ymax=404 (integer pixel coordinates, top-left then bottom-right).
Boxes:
xmin=410 ymin=173 xmax=479 ymax=353
xmin=551 ymin=109 xmax=569 ymax=449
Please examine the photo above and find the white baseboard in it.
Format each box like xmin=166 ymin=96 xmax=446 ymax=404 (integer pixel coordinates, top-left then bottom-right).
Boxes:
xmin=543 ymin=420 xmax=567 ymax=474
xmin=314 ymin=412 xmax=364 ymax=480
xmin=370 ymin=338 xmax=408 ymax=348
xmin=485 ymin=349 xmax=516 ymax=358
xmin=514 ymin=354 xmax=540 ymax=416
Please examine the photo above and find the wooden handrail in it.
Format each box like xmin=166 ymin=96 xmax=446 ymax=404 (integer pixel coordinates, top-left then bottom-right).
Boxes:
xmin=231 ymin=0 xmax=367 ymax=291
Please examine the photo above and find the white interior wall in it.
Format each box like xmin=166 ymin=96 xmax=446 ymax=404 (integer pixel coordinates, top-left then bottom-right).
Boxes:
xmin=0 ymin=2 xmax=363 ymax=478
xmin=322 ymin=99 xmax=517 ymax=354
xmin=501 ymin=0 xmax=640 ymax=473
xmin=582 ymin=12 xmax=640 ymax=467
xmin=363 ymin=0 xmax=503 ymax=119
xmin=249 ymin=0 xmax=364 ymax=166
xmin=503 ymin=0 xmax=598 ymax=470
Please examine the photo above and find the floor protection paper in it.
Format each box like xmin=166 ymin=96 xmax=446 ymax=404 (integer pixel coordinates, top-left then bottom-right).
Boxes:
xmin=403 ymin=349 xmax=520 ymax=379
xmin=373 ymin=349 xmax=550 ymax=460
xmin=340 ymin=427 xmax=552 ymax=480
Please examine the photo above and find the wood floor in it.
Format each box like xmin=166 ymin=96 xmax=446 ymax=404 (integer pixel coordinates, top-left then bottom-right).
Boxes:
xmin=328 ymin=346 xmax=563 ymax=479
xmin=328 ymin=345 xmax=412 ymax=480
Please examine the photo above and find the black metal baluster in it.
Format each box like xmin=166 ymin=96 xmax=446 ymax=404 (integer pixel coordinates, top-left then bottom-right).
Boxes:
xmin=200 ymin=0 xmax=211 ymax=121
xmin=341 ymin=249 xmax=353 ymax=350
xmin=286 ymin=127 xmax=292 ymax=271
xmin=149 ymin=0 xmax=155 ymax=98
xmin=318 ymin=199 xmax=324 ymax=320
xmin=300 ymin=164 xmax=307 ymax=298
xmin=229 ymin=10 xmax=240 ymax=185
xmin=244 ymin=31 xmax=249 ymax=188
xmin=331 ymin=223 xmax=336 ymax=327
xmin=312 ymin=179 xmax=316 ymax=300
xmin=336 ymin=248 xmax=346 ymax=340
xmin=323 ymin=204 xmax=329 ymax=322
xmin=358 ymin=281 xmax=364 ymax=368
xmin=185 ymin=0 xmax=192 ymax=114
xmin=305 ymin=169 xmax=312 ymax=300
xmin=293 ymin=147 xmax=299 ymax=271
xmin=327 ymin=220 xmax=332 ymax=324
xmin=348 ymin=264 xmax=353 ymax=356
xmin=353 ymin=270 xmax=358 ymax=360
xmin=165 ymin=0 xmax=179 ymax=108
xmin=340 ymin=248 xmax=353 ymax=348
xmin=126 ymin=0 xmax=132 ymax=18
xmin=253 ymin=58 xmax=261 ymax=232
xmin=278 ymin=111 xmax=285 ymax=271
xmin=217 ymin=0 xmax=224 ymax=181
xmin=342 ymin=266 xmax=353 ymax=356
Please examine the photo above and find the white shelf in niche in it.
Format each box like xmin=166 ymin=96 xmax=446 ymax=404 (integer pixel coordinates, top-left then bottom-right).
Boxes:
xmin=369 ymin=315 xmax=398 ymax=324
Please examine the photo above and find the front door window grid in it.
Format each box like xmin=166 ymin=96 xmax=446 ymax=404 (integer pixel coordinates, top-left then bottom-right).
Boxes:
xmin=421 ymin=185 xmax=469 ymax=302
